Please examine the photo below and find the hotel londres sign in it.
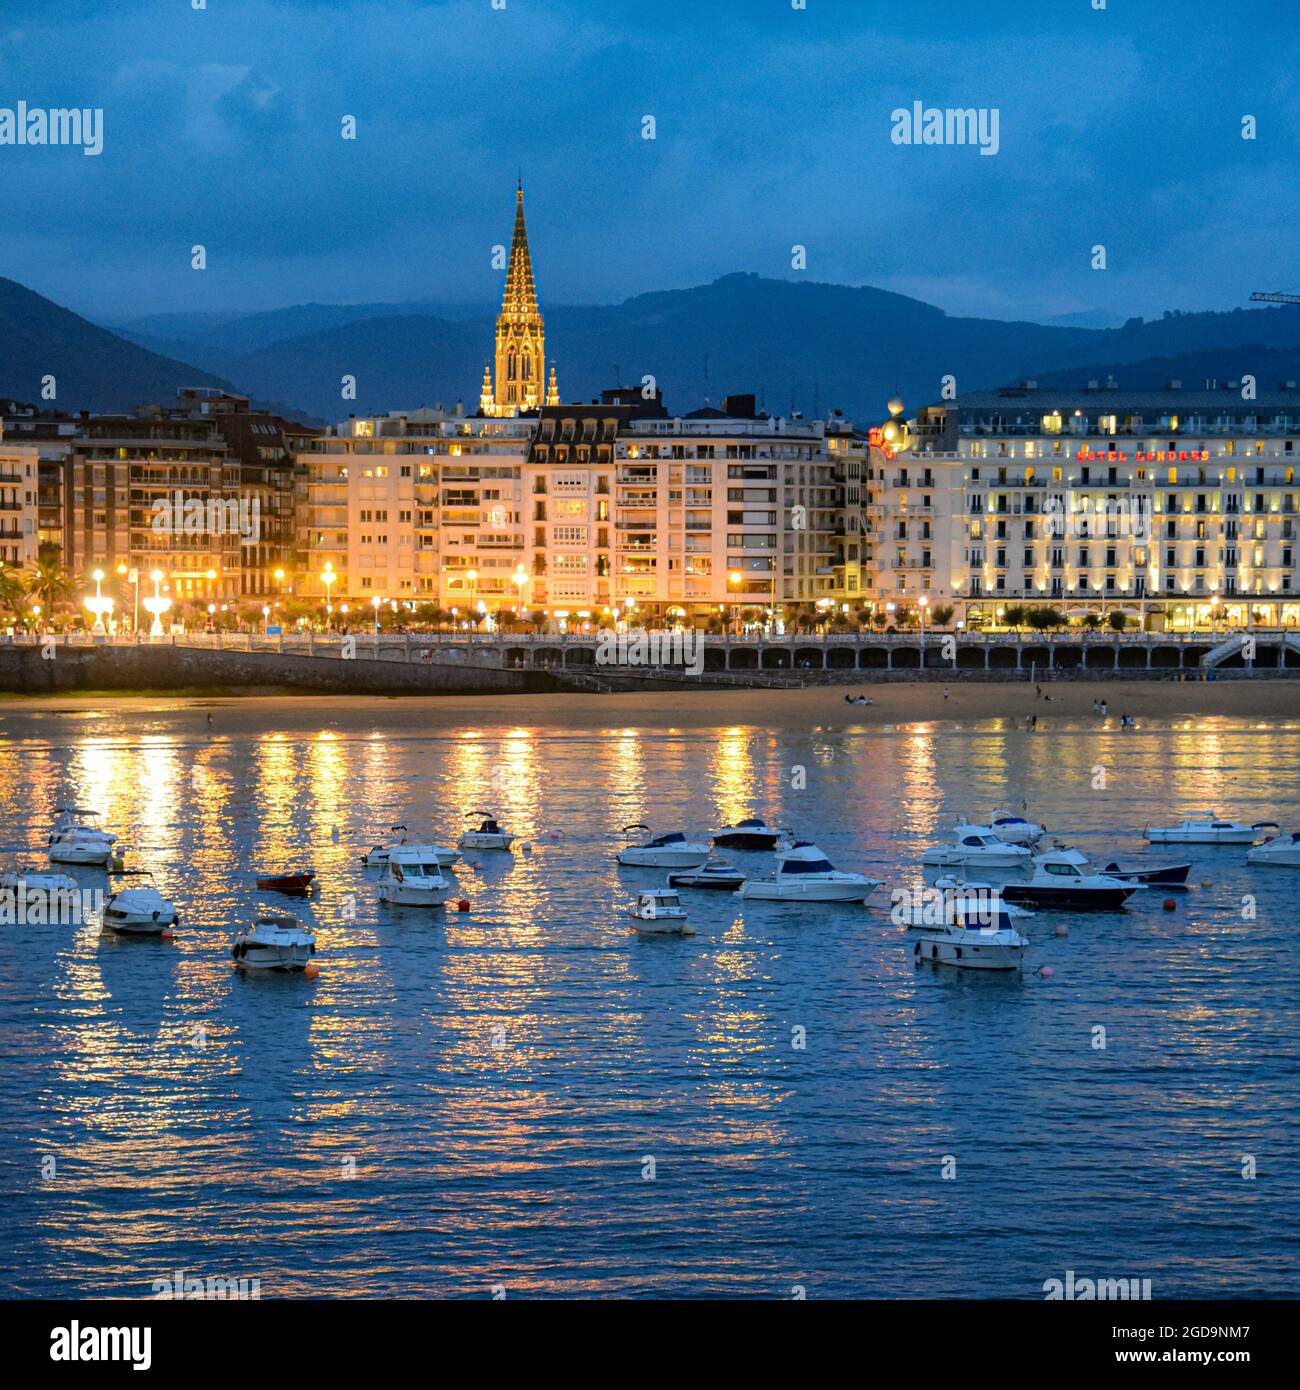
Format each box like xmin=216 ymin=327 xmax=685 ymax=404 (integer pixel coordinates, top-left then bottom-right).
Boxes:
xmin=1076 ymin=446 xmax=1211 ymax=463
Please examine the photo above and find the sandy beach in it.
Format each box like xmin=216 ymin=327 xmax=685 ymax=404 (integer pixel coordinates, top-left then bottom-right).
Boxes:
xmin=1 ymin=678 xmax=1298 ymax=731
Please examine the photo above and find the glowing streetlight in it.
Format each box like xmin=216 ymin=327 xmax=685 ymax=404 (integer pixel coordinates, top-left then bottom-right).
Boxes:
xmin=83 ymin=568 xmax=114 ymax=634
xmin=321 ymin=561 xmax=336 ymax=609
xmin=142 ymin=569 xmax=172 ymax=638
xmin=371 ymin=593 xmax=383 ymax=635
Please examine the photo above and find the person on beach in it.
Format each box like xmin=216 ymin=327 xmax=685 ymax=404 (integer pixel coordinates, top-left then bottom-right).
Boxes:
xmin=1100 ymin=700 xmax=1108 ymax=717
xmin=943 ymin=687 xmax=949 ymax=701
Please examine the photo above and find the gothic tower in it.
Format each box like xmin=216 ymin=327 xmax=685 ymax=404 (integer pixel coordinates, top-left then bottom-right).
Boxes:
xmin=484 ymin=181 xmax=553 ymax=415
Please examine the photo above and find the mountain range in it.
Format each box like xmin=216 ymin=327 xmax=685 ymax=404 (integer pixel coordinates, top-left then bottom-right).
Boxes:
xmin=3 ymin=272 xmax=1299 ymax=426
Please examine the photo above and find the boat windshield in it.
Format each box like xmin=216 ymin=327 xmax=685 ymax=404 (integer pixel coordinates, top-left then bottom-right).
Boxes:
xmin=651 ymin=833 xmax=685 ymax=846
xmin=780 ymin=858 xmax=835 ymax=875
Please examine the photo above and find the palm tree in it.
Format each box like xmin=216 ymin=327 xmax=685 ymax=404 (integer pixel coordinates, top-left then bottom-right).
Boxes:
xmin=25 ymin=553 xmax=75 ymax=622
xmin=0 ymin=561 xmax=26 ymax=619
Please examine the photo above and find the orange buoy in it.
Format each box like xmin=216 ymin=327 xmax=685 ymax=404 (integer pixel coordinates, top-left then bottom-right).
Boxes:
xmin=160 ymin=928 xmax=174 ymax=940
xmin=456 ymin=899 xmax=470 ymax=912
xmin=1039 ymin=965 xmax=1055 ymax=978
xmin=1163 ymin=897 xmax=1177 ymax=912
xmin=304 ymin=962 xmax=320 ymax=979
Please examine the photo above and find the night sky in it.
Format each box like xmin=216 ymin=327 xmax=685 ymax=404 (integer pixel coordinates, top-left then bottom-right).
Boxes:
xmin=1 ymin=0 xmax=1296 ymax=324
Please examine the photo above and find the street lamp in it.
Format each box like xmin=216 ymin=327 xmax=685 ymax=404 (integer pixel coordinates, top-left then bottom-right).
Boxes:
xmin=142 ymin=569 xmax=172 ymax=638
xmin=371 ymin=593 xmax=382 ymax=635
xmin=83 ymin=568 xmax=114 ymax=635
xmin=261 ymin=604 xmax=271 ymax=634
xmin=321 ymin=561 xmax=336 ymax=610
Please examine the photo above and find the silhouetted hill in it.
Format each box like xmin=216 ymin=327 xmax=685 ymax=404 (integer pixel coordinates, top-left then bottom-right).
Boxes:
xmin=1030 ymin=342 xmax=1300 ymax=393
xmin=185 ymin=274 xmax=1300 ymax=424
xmin=0 ymin=277 xmax=233 ymax=412
xmin=12 ymin=272 xmax=1300 ymax=423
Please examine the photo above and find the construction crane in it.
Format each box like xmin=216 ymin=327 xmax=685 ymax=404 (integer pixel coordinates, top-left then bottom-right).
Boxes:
xmin=1250 ymin=291 xmax=1300 ymax=305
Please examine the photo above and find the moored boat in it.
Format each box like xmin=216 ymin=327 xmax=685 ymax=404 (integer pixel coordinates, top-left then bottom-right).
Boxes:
xmin=740 ymin=842 xmax=881 ymax=903
xmin=922 ymin=824 xmax=1034 ymax=869
xmin=1247 ymin=831 xmax=1300 ymax=867
xmin=458 ymin=811 xmax=515 ymax=852
xmin=909 ymin=910 xmax=1028 ymax=971
xmin=627 ymin=888 xmax=694 ymax=935
xmin=102 ymin=873 xmax=178 ymax=935
xmin=376 ymin=847 xmax=453 ymax=906
xmin=230 ymin=914 xmax=317 ymax=972
xmin=255 ymin=871 xmax=316 ymax=894
xmin=711 ymin=817 xmax=782 ymax=851
xmin=999 ymin=853 xmax=1137 ymax=910
xmin=617 ymin=824 xmax=711 ymax=868
xmin=1145 ymin=813 xmax=1276 ymax=845
xmin=667 ymin=860 xmax=747 ymax=891
xmin=48 ymin=807 xmax=118 ymax=867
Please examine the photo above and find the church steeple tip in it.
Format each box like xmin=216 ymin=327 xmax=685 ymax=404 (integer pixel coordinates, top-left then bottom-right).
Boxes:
xmin=485 ymin=181 xmax=552 ymax=415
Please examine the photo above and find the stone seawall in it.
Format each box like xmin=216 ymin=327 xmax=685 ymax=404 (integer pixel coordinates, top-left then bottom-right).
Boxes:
xmin=0 ymin=644 xmax=563 ymax=696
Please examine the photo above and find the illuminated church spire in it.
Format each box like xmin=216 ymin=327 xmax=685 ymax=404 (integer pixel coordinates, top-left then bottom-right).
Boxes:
xmin=484 ymin=180 xmax=553 ymax=415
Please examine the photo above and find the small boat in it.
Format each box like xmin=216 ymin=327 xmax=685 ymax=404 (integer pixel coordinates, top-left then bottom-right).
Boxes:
xmin=230 ymin=914 xmax=317 ymax=972
xmin=255 ymin=871 xmax=316 ymax=895
xmin=740 ymin=842 xmax=882 ymax=903
xmin=711 ymin=817 xmax=782 ymax=851
xmin=1145 ymin=814 xmax=1276 ymax=845
xmin=458 ymin=811 xmax=515 ymax=852
xmin=930 ymin=876 xmax=1034 ymax=918
xmin=999 ymin=853 xmax=1137 ymax=910
xmin=1247 ymin=831 xmax=1300 ymax=867
xmin=989 ymin=808 xmax=1044 ymax=845
xmin=1099 ymin=859 xmax=1192 ymax=886
xmin=376 ymin=847 xmax=452 ymax=906
xmin=0 ymin=869 xmax=82 ymax=922
xmin=617 ymin=824 xmax=711 ymax=868
xmin=667 ymin=860 xmax=747 ymax=891
xmin=922 ymin=824 xmax=1034 ymax=869
xmin=47 ymin=807 xmax=118 ymax=867
xmin=909 ymin=910 xmax=1028 ymax=972
xmin=102 ymin=872 xmax=178 ymax=935
xmin=362 ymin=825 xmax=408 ymax=866
xmin=627 ymin=888 xmax=694 ymax=935
xmin=1037 ymin=844 xmax=1191 ymax=887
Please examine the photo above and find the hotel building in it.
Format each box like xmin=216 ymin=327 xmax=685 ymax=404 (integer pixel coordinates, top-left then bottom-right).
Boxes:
xmin=867 ymin=382 xmax=1300 ymax=629
xmin=0 ymin=435 xmax=40 ymax=569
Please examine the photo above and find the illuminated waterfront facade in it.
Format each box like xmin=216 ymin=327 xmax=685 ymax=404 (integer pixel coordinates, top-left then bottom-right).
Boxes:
xmin=298 ymin=391 xmax=871 ymax=621
xmin=867 ymin=384 xmax=1300 ymax=629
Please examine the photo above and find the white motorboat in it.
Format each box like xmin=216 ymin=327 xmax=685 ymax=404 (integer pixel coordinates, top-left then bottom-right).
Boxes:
xmin=363 ymin=827 xmax=458 ymax=868
xmin=0 ymin=869 xmax=84 ymax=923
xmin=627 ymin=888 xmax=694 ymax=935
xmin=230 ymin=914 xmax=317 ymax=972
xmin=377 ymin=847 xmax=453 ymax=906
xmin=1248 ymin=830 xmax=1300 ymax=867
xmin=989 ymin=808 xmax=1044 ymax=845
xmin=1145 ymin=813 xmax=1276 ymax=845
xmin=101 ymin=873 xmax=178 ymax=935
xmin=999 ymin=853 xmax=1138 ymax=911
xmin=362 ymin=825 xmax=409 ymax=866
xmin=740 ymin=842 xmax=882 ymax=903
xmin=667 ymin=859 xmax=747 ymax=891
xmin=617 ymin=824 xmax=711 ymax=868
xmin=711 ymin=817 xmax=783 ymax=851
xmin=931 ymin=876 xmax=1034 ymax=919
xmin=47 ymin=807 xmax=118 ymax=867
xmin=458 ymin=811 xmax=515 ymax=852
xmin=910 ymin=912 xmax=1028 ymax=971
xmin=921 ymin=824 xmax=1034 ymax=869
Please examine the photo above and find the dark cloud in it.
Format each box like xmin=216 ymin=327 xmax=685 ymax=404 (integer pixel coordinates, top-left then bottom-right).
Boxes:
xmin=0 ymin=0 xmax=1295 ymax=323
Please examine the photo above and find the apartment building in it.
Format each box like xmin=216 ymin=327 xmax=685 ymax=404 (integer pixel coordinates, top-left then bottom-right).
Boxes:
xmin=0 ymin=433 xmax=40 ymax=568
xmin=866 ymin=383 xmax=1300 ymax=629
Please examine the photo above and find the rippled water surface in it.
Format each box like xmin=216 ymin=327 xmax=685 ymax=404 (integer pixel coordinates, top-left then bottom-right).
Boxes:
xmin=1 ymin=697 xmax=1298 ymax=1298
